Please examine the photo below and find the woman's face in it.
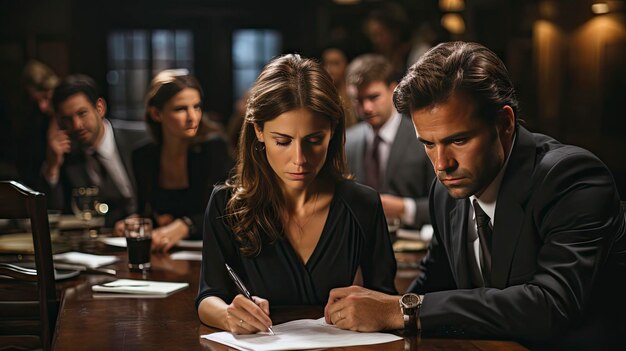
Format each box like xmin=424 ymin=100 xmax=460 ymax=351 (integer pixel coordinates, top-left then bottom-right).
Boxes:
xmin=151 ymin=88 xmax=202 ymax=140
xmin=255 ymin=108 xmax=333 ymax=193
xmin=322 ymin=48 xmax=348 ymax=85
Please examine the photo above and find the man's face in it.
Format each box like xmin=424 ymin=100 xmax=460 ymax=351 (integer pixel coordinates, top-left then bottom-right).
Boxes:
xmin=351 ymin=80 xmax=396 ymax=130
xmin=56 ymin=93 xmax=105 ymax=148
xmin=412 ymin=93 xmax=513 ymax=199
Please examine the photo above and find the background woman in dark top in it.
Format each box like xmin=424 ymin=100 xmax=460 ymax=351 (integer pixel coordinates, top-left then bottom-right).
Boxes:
xmin=196 ymin=54 xmax=397 ymax=334
xmin=129 ymin=69 xmax=233 ymax=251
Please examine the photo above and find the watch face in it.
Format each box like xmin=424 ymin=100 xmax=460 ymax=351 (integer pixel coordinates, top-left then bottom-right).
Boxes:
xmin=401 ymin=293 xmax=420 ymax=309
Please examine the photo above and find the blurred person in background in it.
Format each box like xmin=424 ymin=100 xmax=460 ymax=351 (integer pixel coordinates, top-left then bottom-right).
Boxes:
xmin=321 ymin=45 xmax=358 ymax=128
xmin=44 ymin=74 xmax=138 ymax=227
xmin=13 ymin=60 xmax=60 ymax=190
xmin=363 ymin=2 xmax=414 ymax=82
xmin=345 ymin=54 xmax=433 ymax=230
xmin=124 ymin=69 xmax=233 ymax=252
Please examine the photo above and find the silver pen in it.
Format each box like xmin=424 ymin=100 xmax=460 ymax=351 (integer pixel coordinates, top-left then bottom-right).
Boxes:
xmin=225 ymin=263 xmax=275 ymax=335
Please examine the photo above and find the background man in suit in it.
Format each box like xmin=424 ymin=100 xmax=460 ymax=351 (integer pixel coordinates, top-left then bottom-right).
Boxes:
xmin=324 ymin=42 xmax=626 ymax=350
xmin=43 ymin=74 xmax=142 ymax=227
xmin=345 ymin=54 xmax=434 ymax=230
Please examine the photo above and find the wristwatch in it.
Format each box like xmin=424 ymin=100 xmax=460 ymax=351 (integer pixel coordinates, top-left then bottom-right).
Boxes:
xmin=180 ymin=216 xmax=195 ymax=235
xmin=399 ymin=293 xmax=422 ymax=335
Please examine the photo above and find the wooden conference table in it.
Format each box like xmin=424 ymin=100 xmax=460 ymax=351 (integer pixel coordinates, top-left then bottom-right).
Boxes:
xmin=49 ymin=236 xmax=528 ymax=351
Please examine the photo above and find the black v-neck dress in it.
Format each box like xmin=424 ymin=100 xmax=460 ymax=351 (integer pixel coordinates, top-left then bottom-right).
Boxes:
xmin=195 ymin=180 xmax=397 ymax=308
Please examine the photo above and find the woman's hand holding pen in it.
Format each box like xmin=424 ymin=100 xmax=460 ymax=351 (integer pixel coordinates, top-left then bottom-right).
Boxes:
xmin=226 ymin=295 xmax=273 ymax=335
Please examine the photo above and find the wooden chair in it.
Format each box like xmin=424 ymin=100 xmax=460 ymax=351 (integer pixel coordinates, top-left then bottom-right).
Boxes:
xmin=0 ymin=181 xmax=57 ymax=351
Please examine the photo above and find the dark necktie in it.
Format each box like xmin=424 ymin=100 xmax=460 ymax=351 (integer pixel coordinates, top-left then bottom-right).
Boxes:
xmin=473 ymin=199 xmax=493 ymax=286
xmin=90 ymin=151 xmax=131 ymax=227
xmin=365 ymin=133 xmax=382 ymax=191
xmin=92 ymin=152 xmax=123 ymax=198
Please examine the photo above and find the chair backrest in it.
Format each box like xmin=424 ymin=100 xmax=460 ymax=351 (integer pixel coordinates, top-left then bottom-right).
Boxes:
xmin=0 ymin=180 xmax=57 ymax=351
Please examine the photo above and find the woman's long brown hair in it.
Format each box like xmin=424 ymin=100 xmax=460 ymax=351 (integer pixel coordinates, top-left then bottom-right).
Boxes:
xmin=225 ymin=54 xmax=351 ymax=257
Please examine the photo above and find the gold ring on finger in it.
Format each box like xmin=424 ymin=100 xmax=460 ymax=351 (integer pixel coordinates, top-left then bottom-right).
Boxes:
xmin=239 ymin=319 xmax=244 ymax=327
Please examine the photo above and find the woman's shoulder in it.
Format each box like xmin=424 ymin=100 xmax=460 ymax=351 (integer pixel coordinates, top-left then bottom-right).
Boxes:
xmin=192 ymin=134 xmax=229 ymax=151
xmin=132 ymin=140 xmax=158 ymax=156
xmin=335 ymin=180 xmax=380 ymax=206
xmin=131 ymin=141 xmax=158 ymax=167
xmin=210 ymin=184 xmax=232 ymax=202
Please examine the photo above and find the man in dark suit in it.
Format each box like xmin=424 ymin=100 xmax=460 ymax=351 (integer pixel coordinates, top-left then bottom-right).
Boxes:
xmin=43 ymin=74 xmax=143 ymax=227
xmin=324 ymin=42 xmax=626 ymax=350
xmin=345 ymin=54 xmax=434 ymax=229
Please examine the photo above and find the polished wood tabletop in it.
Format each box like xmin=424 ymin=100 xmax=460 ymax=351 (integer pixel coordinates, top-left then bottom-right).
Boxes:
xmin=47 ymin=237 xmax=528 ymax=351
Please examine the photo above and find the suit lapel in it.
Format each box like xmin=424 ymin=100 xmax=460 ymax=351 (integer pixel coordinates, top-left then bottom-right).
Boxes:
xmin=353 ymin=125 xmax=368 ymax=181
xmin=450 ymin=198 xmax=472 ymax=288
xmin=65 ymin=153 xmax=92 ymax=187
xmin=491 ymin=127 xmax=535 ymax=288
xmin=384 ymin=116 xmax=411 ymax=189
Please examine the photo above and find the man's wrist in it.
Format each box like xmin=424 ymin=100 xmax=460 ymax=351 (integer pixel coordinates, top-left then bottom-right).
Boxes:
xmin=399 ymin=293 xmax=422 ymax=335
xmin=401 ymin=198 xmax=417 ymax=226
xmin=42 ymin=161 xmax=59 ymax=185
xmin=180 ymin=216 xmax=194 ymax=237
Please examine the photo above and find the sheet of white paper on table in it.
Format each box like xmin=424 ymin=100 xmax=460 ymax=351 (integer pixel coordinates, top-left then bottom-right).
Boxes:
xmin=53 ymin=251 xmax=119 ymax=268
xmin=170 ymin=251 xmax=202 ymax=261
xmin=99 ymin=237 xmax=202 ymax=249
xmin=201 ymin=317 xmax=402 ymax=351
xmin=91 ymin=279 xmax=188 ymax=297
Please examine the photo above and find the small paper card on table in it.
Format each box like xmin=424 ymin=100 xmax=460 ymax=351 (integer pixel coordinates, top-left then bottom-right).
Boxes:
xmin=54 ymin=251 xmax=119 ymax=268
xmin=92 ymin=279 xmax=188 ymax=298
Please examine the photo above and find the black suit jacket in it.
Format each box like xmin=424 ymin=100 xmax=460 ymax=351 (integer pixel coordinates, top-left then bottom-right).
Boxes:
xmin=410 ymin=126 xmax=626 ymax=350
xmin=45 ymin=121 xmax=146 ymax=226
xmin=132 ymin=136 xmax=234 ymax=240
xmin=345 ymin=115 xmax=434 ymax=228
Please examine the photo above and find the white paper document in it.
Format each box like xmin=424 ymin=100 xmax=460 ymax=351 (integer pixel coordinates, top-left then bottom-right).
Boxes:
xmin=201 ymin=317 xmax=402 ymax=351
xmin=170 ymin=250 xmax=202 ymax=261
xmin=91 ymin=279 xmax=188 ymax=297
xmin=53 ymin=251 xmax=119 ymax=268
xmin=99 ymin=237 xmax=202 ymax=249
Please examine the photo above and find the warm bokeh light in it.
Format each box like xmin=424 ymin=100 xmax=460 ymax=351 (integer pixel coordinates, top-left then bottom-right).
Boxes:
xmin=441 ymin=13 xmax=466 ymax=34
xmin=439 ymin=0 xmax=465 ymax=12
xmin=592 ymin=2 xmax=610 ymax=14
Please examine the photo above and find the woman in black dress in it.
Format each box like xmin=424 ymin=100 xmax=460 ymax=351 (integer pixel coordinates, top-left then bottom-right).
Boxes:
xmin=131 ymin=69 xmax=233 ymax=251
xmin=196 ymin=55 xmax=397 ymax=334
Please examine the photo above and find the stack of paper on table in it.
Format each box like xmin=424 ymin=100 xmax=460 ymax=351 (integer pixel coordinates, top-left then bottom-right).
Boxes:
xmin=92 ymin=279 xmax=189 ymax=298
xmin=202 ymin=317 xmax=402 ymax=351
xmin=53 ymin=251 xmax=118 ymax=268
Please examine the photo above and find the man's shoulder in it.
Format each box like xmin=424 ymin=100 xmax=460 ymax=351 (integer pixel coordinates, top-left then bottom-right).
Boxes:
xmin=345 ymin=122 xmax=369 ymax=141
xmin=529 ymin=131 xmax=605 ymax=173
xmin=110 ymin=119 xmax=152 ymax=150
